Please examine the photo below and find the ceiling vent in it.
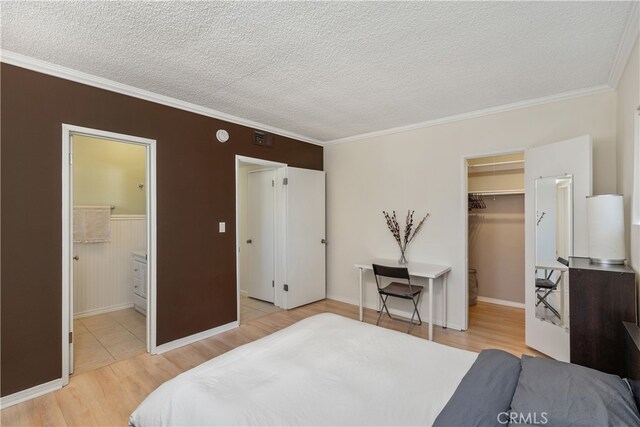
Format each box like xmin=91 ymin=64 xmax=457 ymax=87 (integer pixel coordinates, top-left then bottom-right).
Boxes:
xmin=253 ymin=130 xmax=273 ymax=148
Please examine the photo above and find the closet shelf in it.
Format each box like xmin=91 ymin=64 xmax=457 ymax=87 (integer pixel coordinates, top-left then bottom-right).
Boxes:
xmin=468 ymin=160 xmax=524 ymax=174
xmin=468 ymin=189 xmax=525 ymax=196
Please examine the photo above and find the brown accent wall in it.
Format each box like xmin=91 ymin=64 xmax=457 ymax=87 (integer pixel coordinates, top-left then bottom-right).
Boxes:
xmin=0 ymin=64 xmax=323 ymax=396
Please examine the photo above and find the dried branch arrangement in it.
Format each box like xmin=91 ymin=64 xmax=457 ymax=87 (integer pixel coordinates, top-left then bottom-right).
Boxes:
xmin=382 ymin=210 xmax=430 ymax=263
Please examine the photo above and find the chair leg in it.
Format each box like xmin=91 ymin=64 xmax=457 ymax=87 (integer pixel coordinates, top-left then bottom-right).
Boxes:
xmin=408 ymin=304 xmax=417 ymax=333
xmin=382 ymin=295 xmax=394 ymax=319
xmin=540 ymin=298 xmax=561 ymax=319
xmin=376 ymin=293 xmax=426 ymax=333
xmin=377 ymin=294 xmax=392 ymax=325
xmin=413 ymin=293 xmax=422 ymax=325
xmin=415 ymin=292 xmax=423 ymax=325
xmin=535 ymin=291 xmax=544 ymax=307
xmin=535 ymin=289 xmax=551 ymax=307
xmin=407 ymin=294 xmax=423 ymax=333
xmin=537 ymin=290 xmax=561 ymax=319
xmin=376 ymin=295 xmax=384 ymax=325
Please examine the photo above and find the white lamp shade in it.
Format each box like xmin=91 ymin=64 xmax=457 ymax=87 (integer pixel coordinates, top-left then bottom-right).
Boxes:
xmin=587 ymin=195 xmax=625 ymax=264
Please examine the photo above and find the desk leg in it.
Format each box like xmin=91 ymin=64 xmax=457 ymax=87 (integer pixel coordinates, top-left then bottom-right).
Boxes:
xmin=429 ymin=278 xmax=434 ymax=341
xmin=358 ymin=267 xmax=364 ymax=322
xmin=442 ymin=273 xmax=447 ymax=329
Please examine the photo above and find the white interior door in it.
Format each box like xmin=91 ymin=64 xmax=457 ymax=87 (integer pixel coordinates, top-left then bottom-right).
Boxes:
xmin=70 ymin=255 xmax=78 ymax=375
xmin=247 ymin=169 xmax=276 ymax=302
xmin=525 ymin=135 xmax=592 ymax=361
xmin=284 ymin=167 xmax=326 ymax=309
xmin=69 ymin=136 xmax=75 ymax=375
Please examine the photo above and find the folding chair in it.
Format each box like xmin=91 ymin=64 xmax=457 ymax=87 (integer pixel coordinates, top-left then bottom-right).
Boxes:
xmin=372 ymin=264 xmax=423 ymax=333
xmin=535 ymin=257 xmax=569 ymax=319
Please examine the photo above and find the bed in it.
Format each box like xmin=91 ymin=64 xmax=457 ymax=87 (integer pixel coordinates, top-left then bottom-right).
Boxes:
xmin=131 ymin=313 xmax=640 ymax=426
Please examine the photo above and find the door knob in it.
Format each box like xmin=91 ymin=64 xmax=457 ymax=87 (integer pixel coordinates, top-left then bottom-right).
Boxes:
xmin=321 ymin=239 xmax=327 ymax=244
xmin=246 ymin=239 xmax=252 ymax=244
xmin=73 ymin=255 xmax=79 ymax=261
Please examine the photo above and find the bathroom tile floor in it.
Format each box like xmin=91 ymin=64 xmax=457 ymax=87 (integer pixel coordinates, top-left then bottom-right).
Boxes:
xmin=73 ymin=308 xmax=146 ymax=375
xmin=73 ymin=299 xmax=278 ymax=373
xmin=240 ymin=294 xmax=283 ymax=323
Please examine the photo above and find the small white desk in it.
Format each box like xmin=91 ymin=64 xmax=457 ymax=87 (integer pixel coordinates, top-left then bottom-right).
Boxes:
xmin=354 ymin=259 xmax=451 ymax=341
xmin=536 ymin=259 xmax=569 ymax=272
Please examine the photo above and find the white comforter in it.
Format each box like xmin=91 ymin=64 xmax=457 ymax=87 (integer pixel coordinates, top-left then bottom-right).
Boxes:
xmin=130 ymin=313 xmax=477 ymax=426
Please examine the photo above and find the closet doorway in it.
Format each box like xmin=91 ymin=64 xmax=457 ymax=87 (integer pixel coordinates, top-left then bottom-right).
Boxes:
xmin=235 ymin=155 xmax=327 ymax=324
xmin=62 ymin=125 xmax=157 ymax=386
xmin=465 ymin=152 xmax=525 ymax=336
xmin=236 ymin=157 xmax=286 ymax=323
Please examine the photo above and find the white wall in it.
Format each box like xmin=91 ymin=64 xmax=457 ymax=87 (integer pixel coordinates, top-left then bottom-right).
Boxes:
xmin=469 ymin=195 xmax=525 ymax=304
xmin=616 ymin=37 xmax=640 ymax=269
xmin=614 ymin=36 xmax=639 ymax=315
xmin=73 ymin=216 xmax=146 ymax=317
xmin=324 ymin=91 xmax=616 ymax=330
xmin=73 ymin=135 xmax=146 ymax=215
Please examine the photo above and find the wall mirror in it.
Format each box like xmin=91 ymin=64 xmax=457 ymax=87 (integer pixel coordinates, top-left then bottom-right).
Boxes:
xmin=534 ymin=175 xmax=573 ymax=329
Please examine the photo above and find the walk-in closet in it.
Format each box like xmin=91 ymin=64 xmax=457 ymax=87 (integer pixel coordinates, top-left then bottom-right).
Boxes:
xmin=467 ymin=153 xmax=525 ymax=329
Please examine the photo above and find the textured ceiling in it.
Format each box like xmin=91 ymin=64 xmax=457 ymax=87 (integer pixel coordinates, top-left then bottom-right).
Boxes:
xmin=1 ymin=1 xmax=635 ymax=142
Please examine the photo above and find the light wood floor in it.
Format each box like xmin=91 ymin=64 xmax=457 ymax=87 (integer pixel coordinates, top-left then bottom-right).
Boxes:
xmin=1 ymin=300 xmax=541 ymax=426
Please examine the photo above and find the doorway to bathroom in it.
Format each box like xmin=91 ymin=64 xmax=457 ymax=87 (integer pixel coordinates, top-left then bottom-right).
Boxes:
xmin=62 ymin=125 xmax=157 ymax=385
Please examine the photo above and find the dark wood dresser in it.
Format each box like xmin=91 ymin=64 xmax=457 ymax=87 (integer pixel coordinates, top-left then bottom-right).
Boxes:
xmin=624 ymin=322 xmax=640 ymax=406
xmin=569 ymin=257 xmax=636 ymax=377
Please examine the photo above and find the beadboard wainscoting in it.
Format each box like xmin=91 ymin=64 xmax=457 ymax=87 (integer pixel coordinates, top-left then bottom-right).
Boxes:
xmin=73 ymin=216 xmax=146 ymax=318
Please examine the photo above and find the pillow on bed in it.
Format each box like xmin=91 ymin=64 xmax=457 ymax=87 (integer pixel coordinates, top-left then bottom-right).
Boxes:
xmin=433 ymin=349 xmax=521 ymax=427
xmin=509 ymin=355 xmax=640 ymax=426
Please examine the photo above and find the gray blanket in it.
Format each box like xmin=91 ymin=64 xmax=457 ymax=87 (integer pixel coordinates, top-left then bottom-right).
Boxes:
xmin=434 ymin=350 xmax=640 ymax=426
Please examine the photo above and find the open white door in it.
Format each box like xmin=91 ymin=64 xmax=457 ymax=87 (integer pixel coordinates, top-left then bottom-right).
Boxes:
xmin=525 ymin=135 xmax=592 ymax=361
xmin=284 ymin=167 xmax=326 ymax=309
xmin=70 ymin=257 xmax=76 ymax=375
xmin=69 ymin=136 xmax=75 ymax=376
xmin=246 ymin=169 xmax=276 ymax=302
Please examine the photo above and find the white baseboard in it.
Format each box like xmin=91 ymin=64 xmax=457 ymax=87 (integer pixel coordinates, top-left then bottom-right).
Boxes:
xmin=239 ymin=289 xmax=248 ymax=297
xmin=74 ymin=303 xmax=135 ymax=319
xmin=0 ymin=378 xmax=63 ymax=409
xmin=153 ymin=321 xmax=239 ymax=355
xmin=477 ymin=296 xmax=525 ymax=309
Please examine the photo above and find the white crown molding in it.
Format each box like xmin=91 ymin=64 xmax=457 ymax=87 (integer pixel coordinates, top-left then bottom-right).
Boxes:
xmin=0 ymin=50 xmax=323 ymax=146
xmin=324 ymin=84 xmax=614 ymax=146
xmin=607 ymin=2 xmax=639 ymax=89
xmin=0 ymin=48 xmax=624 ymax=148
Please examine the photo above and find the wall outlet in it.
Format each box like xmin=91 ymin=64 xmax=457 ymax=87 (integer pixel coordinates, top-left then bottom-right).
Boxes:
xmin=219 ymin=222 xmax=225 ymax=233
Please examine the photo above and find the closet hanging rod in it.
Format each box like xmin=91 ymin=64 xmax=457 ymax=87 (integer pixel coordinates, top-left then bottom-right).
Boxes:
xmin=468 ymin=189 xmax=525 ymax=196
xmin=468 ymin=160 xmax=524 ymax=168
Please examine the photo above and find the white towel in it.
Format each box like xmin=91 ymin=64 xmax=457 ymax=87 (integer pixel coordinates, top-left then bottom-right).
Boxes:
xmin=73 ymin=206 xmax=111 ymax=243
